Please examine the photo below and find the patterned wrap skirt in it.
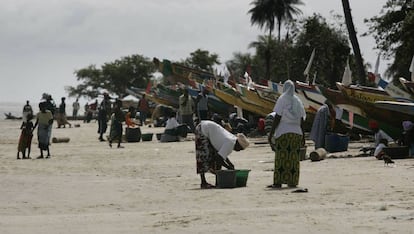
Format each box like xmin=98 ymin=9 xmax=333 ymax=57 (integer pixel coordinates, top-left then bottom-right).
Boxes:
xmin=38 ymin=123 xmax=52 ymax=150
xmin=195 ymin=124 xmax=222 ymax=174
xmin=18 ymin=130 xmax=33 ymax=152
xmin=271 ymin=133 xmax=302 ymax=186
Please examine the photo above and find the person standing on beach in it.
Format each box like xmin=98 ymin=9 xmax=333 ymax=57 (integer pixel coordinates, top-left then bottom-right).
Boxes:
xmin=21 ymin=100 xmax=33 ymax=128
xmin=179 ymin=89 xmax=195 ymax=132
xmin=33 ymin=102 xmax=54 ymax=159
xmin=196 ymin=89 xmax=209 ymax=121
xmin=108 ymin=100 xmax=125 ymax=148
xmin=195 ymin=120 xmax=249 ymax=189
xmin=98 ymin=93 xmax=111 ymax=141
xmin=72 ymin=98 xmax=80 ymax=120
xmin=137 ymin=94 xmax=150 ymax=126
xmin=56 ymin=97 xmax=72 ymax=128
xmin=309 ymin=100 xmax=336 ymax=150
xmin=268 ymin=80 xmax=306 ymax=189
xmin=17 ymin=114 xmax=34 ymax=159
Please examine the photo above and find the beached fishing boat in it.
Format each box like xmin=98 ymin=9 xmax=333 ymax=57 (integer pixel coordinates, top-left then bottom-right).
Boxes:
xmin=236 ymin=84 xmax=275 ymax=111
xmin=399 ymin=77 xmax=414 ymax=94
xmin=335 ymin=83 xmax=408 ymax=138
xmin=211 ymin=82 xmax=271 ymax=117
xmin=372 ymin=76 xmax=414 ymax=102
xmin=374 ymin=101 xmax=414 ymax=116
xmin=153 ymin=58 xmax=215 ymax=86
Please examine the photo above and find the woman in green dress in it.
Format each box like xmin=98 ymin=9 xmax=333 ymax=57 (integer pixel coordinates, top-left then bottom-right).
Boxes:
xmin=268 ymin=80 xmax=306 ymax=188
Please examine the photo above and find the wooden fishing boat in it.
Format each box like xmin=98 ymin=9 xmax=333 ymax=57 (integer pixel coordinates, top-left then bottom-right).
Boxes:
xmin=399 ymin=77 xmax=414 ymax=94
xmin=236 ymin=84 xmax=275 ymax=111
xmin=211 ymin=83 xmax=271 ymax=117
xmin=336 ymin=82 xmax=395 ymax=104
xmin=373 ymin=76 xmax=414 ymax=102
xmin=374 ymin=101 xmax=414 ymax=116
xmin=154 ymin=58 xmax=215 ymax=86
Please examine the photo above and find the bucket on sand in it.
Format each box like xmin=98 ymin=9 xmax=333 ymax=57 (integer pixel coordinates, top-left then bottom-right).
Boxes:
xmin=235 ymin=169 xmax=251 ymax=187
xmin=216 ymin=170 xmax=237 ymax=188
xmin=141 ymin=133 xmax=153 ymax=141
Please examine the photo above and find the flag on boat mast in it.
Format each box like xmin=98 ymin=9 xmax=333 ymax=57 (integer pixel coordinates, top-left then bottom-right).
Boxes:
xmin=341 ymin=58 xmax=352 ymax=86
xmin=304 ymin=48 xmax=315 ymax=83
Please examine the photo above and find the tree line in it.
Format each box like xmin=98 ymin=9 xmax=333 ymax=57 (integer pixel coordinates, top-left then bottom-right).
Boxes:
xmin=66 ymin=0 xmax=413 ymax=100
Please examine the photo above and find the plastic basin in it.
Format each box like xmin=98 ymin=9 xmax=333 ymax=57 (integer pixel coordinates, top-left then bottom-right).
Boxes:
xmin=235 ymin=169 xmax=251 ymax=187
xmin=216 ymin=170 xmax=237 ymax=188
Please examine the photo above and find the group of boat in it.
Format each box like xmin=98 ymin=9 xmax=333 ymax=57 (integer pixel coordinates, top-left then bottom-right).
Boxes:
xmin=127 ymin=57 xmax=414 ymax=140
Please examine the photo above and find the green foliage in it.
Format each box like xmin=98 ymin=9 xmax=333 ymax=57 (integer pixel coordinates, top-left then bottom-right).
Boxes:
xmin=292 ymin=14 xmax=350 ymax=87
xmin=364 ymin=0 xmax=414 ymax=79
xmin=248 ymin=0 xmax=303 ymax=40
xmin=228 ymin=14 xmax=351 ymax=87
xmin=67 ymin=54 xmax=154 ymax=99
xmin=182 ymin=49 xmax=221 ymax=72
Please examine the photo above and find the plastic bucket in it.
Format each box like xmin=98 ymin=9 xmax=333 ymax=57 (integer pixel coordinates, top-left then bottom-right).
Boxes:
xmin=325 ymin=133 xmax=349 ymax=153
xmin=235 ymin=169 xmax=251 ymax=187
xmin=141 ymin=133 xmax=153 ymax=141
xmin=216 ymin=170 xmax=237 ymax=188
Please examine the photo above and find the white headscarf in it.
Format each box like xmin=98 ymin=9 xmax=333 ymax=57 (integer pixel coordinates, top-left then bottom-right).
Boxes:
xmin=278 ymin=80 xmax=306 ymax=121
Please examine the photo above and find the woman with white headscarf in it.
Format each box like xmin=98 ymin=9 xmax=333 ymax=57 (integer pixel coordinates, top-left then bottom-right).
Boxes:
xmin=268 ymin=80 xmax=306 ymax=188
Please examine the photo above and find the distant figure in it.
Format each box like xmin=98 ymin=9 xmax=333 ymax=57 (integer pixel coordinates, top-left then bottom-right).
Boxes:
xmin=34 ymin=102 xmax=54 ymax=159
xmin=98 ymin=93 xmax=111 ymax=141
xmin=309 ymin=101 xmax=336 ymax=150
xmin=195 ymin=120 xmax=249 ymax=189
xmin=137 ymin=94 xmax=150 ymax=126
xmin=72 ymin=98 xmax=80 ymax=120
xmin=151 ymin=104 xmax=174 ymax=127
xmin=108 ymin=100 xmax=125 ymax=148
xmin=161 ymin=111 xmax=189 ymax=142
xmin=84 ymin=102 xmax=92 ymax=123
xmin=196 ymin=89 xmax=209 ymax=120
xmin=268 ymin=80 xmax=306 ymax=189
xmin=56 ymin=97 xmax=72 ymax=128
xmin=374 ymin=138 xmax=388 ymax=160
xmin=125 ymin=106 xmax=138 ymax=128
xmin=369 ymin=120 xmax=393 ymax=147
xmin=17 ymin=114 xmax=34 ymax=159
xmin=21 ymin=100 xmax=33 ymax=128
xmin=44 ymin=94 xmax=57 ymax=116
xmin=179 ymin=89 xmax=195 ymax=132
xmin=402 ymin=121 xmax=414 ymax=156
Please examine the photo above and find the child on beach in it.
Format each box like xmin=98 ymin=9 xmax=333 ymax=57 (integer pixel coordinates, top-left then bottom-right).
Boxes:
xmin=17 ymin=114 xmax=34 ymax=159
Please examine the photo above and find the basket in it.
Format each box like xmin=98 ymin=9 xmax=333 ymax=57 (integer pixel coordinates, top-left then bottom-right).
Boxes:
xmin=216 ymin=170 xmax=237 ymax=188
xmin=125 ymin=127 xmax=141 ymax=142
xmin=235 ymin=169 xmax=251 ymax=187
xmin=141 ymin=133 xmax=153 ymax=141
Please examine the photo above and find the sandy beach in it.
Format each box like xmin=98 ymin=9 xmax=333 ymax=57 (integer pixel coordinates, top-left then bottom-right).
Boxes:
xmin=1 ymin=118 xmax=414 ymax=233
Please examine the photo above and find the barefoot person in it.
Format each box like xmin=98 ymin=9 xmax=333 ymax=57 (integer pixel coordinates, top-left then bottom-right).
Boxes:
xmin=195 ymin=120 xmax=249 ymax=189
xmin=108 ymin=100 xmax=125 ymax=148
xmin=33 ymin=102 xmax=54 ymax=159
xmin=17 ymin=114 xmax=34 ymax=159
xmin=268 ymin=80 xmax=306 ymax=188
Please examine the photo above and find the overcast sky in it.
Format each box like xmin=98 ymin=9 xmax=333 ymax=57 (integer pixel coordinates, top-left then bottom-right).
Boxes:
xmin=0 ymin=0 xmax=388 ymax=104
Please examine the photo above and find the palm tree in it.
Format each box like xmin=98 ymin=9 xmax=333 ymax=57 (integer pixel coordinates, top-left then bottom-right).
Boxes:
xmin=248 ymin=0 xmax=303 ymax=80
xmin=249 ymin=35 xmax=278 ymax=81
xmin=341 ymin=0 xmax=366 ymax=85
xmin=248 ymin=0 xmax=303 ymax=41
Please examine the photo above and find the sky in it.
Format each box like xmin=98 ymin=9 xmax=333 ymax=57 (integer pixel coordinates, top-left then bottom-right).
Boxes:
xmin=0 ymin=0 xmax=388 ymax=105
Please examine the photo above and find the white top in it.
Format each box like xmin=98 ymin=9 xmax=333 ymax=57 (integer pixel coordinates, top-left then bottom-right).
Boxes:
xmin=272 ymin=97 xmax=304 ymax=138
xmin=165 ymin=117 xmax=179 ymax=130
xmin=374 ymin=130 xmax=393 ymax=146
xmin=200 ymin=120 xmax=237 ymax=160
